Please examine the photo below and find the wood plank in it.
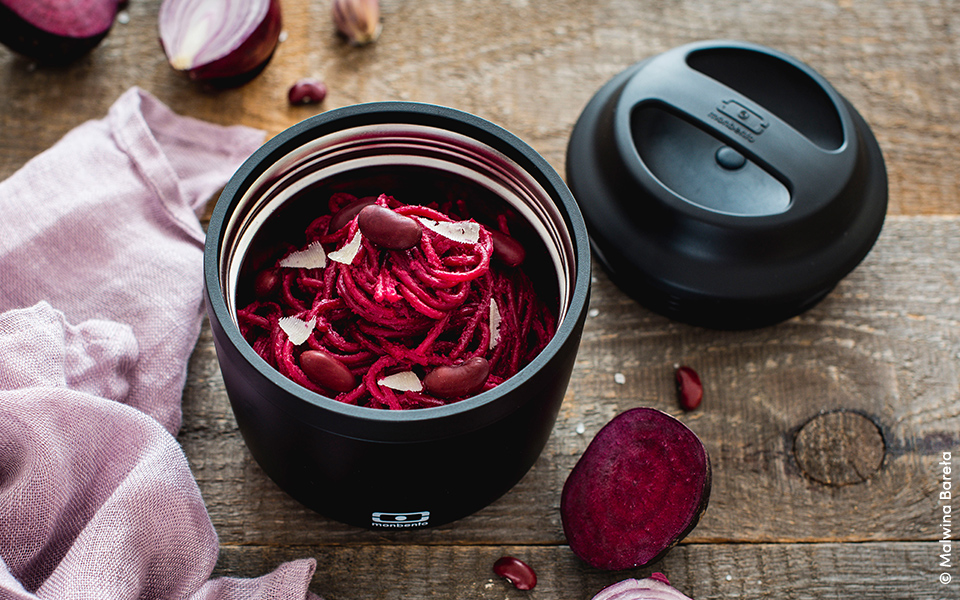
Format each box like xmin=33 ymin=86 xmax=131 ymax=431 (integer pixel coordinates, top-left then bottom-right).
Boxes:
xmin=180 ymin=216 xmax=960 ymax=545
xmin=210 ymin=542 xmax=947 ymax=600
xmin=2 ymin=0 xmax=958 ymax=215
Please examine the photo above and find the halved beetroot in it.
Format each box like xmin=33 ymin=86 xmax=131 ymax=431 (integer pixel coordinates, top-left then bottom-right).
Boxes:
xmin=560 ymin=407 xmax=711 ymax=570
xmin=0 ymin=0 xmax=121 ymax=63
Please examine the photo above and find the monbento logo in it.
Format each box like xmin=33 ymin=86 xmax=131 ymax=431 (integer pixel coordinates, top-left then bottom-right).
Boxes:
xmin=707 ymin=99 xmax=769 ymax=143
xmin=371 ymin=511 xmax=431 ymax=527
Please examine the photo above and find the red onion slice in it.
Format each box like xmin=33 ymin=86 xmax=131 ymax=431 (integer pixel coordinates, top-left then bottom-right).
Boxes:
xmin=159 ymin=0 xmax=282 ymax=86
xmin=591 ymin=577 xmax=693 ymax=600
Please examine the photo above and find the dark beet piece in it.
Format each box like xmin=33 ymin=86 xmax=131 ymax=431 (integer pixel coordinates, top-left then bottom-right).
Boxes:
xmin=560 ymin=407 xmax=711 ymax=570
xmin=0 ymin=0 xmax=121 ymax=64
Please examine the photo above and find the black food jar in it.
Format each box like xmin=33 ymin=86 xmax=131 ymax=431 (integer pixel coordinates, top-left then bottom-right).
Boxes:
xmin=204 ymin=102 xmax=591 ymax=529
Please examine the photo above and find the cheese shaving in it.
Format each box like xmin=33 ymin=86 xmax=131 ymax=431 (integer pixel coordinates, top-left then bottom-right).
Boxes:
xmin=378 ymin=371 xmax=423 ymax=392
xmin=279 ymin=241 xmax=327 ymax=269
xmin=328 ymin=231 xmax=362 ymax=264
xmin=419 ymin=218 xmax=481 ymax=244
xmin=278 ymin=315 xmax=316 ymax=346
xmin=489 ymin=298 xmax=502 ymax=350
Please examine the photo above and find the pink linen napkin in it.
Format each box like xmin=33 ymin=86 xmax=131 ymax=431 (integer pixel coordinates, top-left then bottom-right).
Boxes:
xmin=0 ymin=88 xmax=321 ymax=600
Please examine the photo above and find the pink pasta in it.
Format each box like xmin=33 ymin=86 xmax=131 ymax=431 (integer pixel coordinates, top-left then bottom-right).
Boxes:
xmin=237 ymin=192 xmax=556 ymax=409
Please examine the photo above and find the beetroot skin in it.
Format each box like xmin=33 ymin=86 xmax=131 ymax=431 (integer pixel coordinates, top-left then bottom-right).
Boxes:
xmin=560 ymin=407 xmax=711 ymax=570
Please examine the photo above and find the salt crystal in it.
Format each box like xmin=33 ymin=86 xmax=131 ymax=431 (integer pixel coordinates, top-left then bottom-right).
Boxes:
xmin=614 ymin=373 xmax=626 ymax=384
xmin=575 ymin=423 xmax=585 ymax=435
xmin=278 ymin=315 xmax=316 ymax=346
xmin=280 ymin=241 xmax=326 ymax=269
xmin=419 ymin=218 xmax=481 ymax=244
xmin=378 ymin=371 xmax=423 ymax=392
xmin=488 ymin=299 xmax=502 ymax=350
xmin=588 ymin=308 xmax=600 ymax=318
xmin=328 ymin=231 xmax=362 ymax=264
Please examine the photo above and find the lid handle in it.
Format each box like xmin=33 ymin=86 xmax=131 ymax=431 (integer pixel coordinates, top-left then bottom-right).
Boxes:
xmin=613 ymin=45 xmax=858 ymax=212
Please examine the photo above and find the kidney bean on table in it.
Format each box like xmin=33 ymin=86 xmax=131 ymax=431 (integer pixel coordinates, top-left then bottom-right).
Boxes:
xmin=288 ymin=78 xmax=328 ymax=105
xmin=300 ymin=350 xmax=356 ymax=393
xmin=493 ymin=556 xmax=537 ymax=590
xmin=357 ymin=204 xmax=422 ymax=250
xmin=423 ymin=356 xmax=490 ymax=399
xmin=675 ymin=365 xmax=703 ymax=411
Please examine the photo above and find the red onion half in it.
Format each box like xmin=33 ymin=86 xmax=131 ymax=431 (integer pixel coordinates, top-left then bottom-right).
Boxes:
xmin=0 ymin=0 xmax=122 ymax=63
xmin=159 ymin=0 xmax=282 ymax=86
xmin=591 ymin=577 xmax=692 ymax=600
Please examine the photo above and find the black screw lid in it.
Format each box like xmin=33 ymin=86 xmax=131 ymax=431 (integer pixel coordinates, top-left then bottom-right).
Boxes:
xmin=566 ymin=40 xmax=887 ymax=329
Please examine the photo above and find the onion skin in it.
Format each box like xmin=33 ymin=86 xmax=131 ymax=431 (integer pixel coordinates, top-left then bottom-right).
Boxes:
xmin=591 ymin=577 xmax=693 ymax=600
xmin=332 ymin=0 xmax=381 ymax=46
xmin=159 ymin=0 xmax=282 ymax=87
xmin=0 ymin=0 xmax=121 ymax=64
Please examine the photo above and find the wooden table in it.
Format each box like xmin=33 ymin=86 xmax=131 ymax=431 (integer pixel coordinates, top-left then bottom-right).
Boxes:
xmin=2 ymin=1 xmax=958 ymax=598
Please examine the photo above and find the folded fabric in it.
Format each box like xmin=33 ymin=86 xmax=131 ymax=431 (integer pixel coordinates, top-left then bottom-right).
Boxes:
xmin=0 ymin=88 xmax=320 ymax=600
xmin=0 ymin=86 xmax=265 ymax=433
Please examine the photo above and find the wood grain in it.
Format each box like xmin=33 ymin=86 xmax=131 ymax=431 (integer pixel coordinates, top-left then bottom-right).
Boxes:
xmin=793 ymin=410 xmax=886 ymax=486
xmin=210 ymin=542 xmax=942 ymax=600
xmin=1 ymin=0 xmax=959 ymax=215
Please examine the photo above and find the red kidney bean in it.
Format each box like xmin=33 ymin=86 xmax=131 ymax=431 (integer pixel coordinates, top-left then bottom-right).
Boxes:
xmin=675 ymin=365 xmax=703 ymax=411
xmin=423 ymin=356 xmax=489 ymax=399
xmin=288 ymin=78 xmax=328 ymax=105
xmin=649 ymin=572 xmax=671 ymax=585
xmin=357 ymin=204 xmax=422 ymax=250
xmin=490 ymin=230 xmax=526 ymax=267
xmin=300 ymin=350 xmax=355 ymax=393
xmin=329 ymin=196 xmax=377 ymax=233
xmin=493 ymin=556 xmax=537 ymax=590
xmin=254 ymin=268 xmax=281 ymax=298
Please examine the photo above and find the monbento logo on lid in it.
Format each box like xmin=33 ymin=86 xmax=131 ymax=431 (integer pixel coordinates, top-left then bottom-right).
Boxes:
xmin=707 ymin=98 xmax=769 ymax=143
xmin=371 ymin=511 xmax=431 ymax=527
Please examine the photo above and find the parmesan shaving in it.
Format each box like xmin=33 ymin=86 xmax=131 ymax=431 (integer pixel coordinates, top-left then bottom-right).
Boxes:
xmin=279 ymin=241 xmax=326 ymax=269
xmin=419 ymin=218 xmax=481 ymax=244
xmin=378 ymin=371 xmax=423 ymax=392
xmin=278 ymin=315 xmax=316 ymax=346
xmin=328 ymin=231 xmax=362 ymax=264
xmin=489 ymin=298 xmax=502 ymax=350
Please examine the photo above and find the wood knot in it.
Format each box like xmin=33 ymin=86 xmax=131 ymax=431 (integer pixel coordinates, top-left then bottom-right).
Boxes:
xmin=793 ymin=410 xmax=885 ymax=486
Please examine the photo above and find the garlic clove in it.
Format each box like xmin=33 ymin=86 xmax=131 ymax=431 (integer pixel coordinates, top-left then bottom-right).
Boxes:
xmin=332 ymin=0 xmax=381 ymax=46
